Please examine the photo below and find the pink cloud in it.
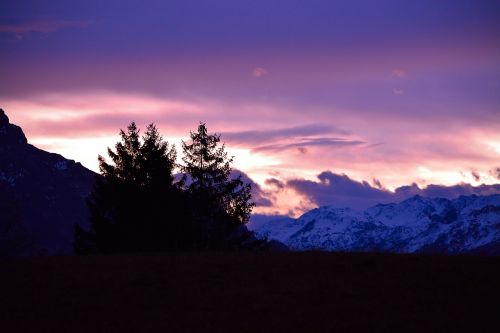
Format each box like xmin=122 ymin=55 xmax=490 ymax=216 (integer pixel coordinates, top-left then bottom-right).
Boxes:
xmin=392 ymin=69 xmax=407 ymax=78
xmin=4 ymin=91 xmax=500 ymax=187
xmin=253 ymin=67 xmax=268 ymax=78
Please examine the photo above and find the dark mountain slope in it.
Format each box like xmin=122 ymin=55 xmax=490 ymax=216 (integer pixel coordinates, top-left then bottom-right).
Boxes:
xmin=0 ymin=109 xmax=96 ymax=255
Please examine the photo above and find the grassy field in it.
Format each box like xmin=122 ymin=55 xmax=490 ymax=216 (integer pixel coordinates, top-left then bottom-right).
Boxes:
xmin=1 ymin=252 xmax=499 ymax=332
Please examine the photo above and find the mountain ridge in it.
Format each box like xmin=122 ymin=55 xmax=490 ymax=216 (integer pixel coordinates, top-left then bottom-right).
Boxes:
xmin=0 ymin=109 xmax=96 ymax=255
xmin=252 ymin=194 xmax=500 ymax=254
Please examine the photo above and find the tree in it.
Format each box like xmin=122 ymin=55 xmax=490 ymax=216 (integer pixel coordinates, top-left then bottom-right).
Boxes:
xmin=181 ymin=123 xmax=255 ymax=249
xmin=75 ymin=121 xmax=263 ymax=254
xmin=75 ymin=122 xmax=182 ymax=254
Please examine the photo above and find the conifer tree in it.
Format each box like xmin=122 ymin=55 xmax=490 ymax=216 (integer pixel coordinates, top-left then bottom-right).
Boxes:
xmin=75 ymin=121 xmax=265 ymax=254
xmin=75 ymin=122 xmax=181 ymax=254
xmin=181 ymin=123 xmax=254 ymax=249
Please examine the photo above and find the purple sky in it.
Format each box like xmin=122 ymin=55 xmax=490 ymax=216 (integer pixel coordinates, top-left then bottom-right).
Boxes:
xmin=1 ymin=0 xmax=500 ymax=215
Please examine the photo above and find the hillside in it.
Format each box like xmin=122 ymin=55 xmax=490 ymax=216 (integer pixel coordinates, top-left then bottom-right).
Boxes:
xmin=0 ymin=109 xmax=96 ymax=255
xmin=1 ymin=252 xmax=499 ymax=332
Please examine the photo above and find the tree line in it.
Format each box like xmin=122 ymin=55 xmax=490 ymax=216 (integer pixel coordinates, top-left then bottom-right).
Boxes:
xmin=74 ymin=122 xmax=268 ymax=254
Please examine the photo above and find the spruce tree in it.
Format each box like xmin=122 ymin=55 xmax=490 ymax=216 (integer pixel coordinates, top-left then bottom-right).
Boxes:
xmin=181 ymin=123 xmax=254 ymax=249
xmin=75 ymin=122 xmax=181 ymax=254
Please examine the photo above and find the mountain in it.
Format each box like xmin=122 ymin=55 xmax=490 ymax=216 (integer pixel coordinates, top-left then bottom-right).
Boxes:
xmin=252 ymin=194 xmax=500 ymax=254
xmin=0 ymin=109 xmax=96 ymax=255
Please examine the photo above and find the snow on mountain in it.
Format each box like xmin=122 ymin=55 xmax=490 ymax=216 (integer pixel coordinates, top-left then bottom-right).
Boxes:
xmin=255 ymin=216 xmax=302 ymax=244
xmin=252 ymin=194 xmax=500 ymax=254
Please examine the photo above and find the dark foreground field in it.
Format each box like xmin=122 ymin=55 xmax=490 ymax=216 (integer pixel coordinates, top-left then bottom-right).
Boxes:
xmin=1 ymin=252 xmax=499 ymax=332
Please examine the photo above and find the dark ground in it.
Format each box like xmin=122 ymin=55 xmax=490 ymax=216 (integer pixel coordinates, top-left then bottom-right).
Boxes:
xmin=1 ymin=252 xmax=499 ymax=332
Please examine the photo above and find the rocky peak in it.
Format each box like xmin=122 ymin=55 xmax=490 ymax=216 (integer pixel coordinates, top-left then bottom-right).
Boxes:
xmin=0 ymin=108 xmax=9 ymax=124
xmin=0 ymin=108 xmax=28 ymax=146
xmin=0 ymin=107 xmax=97 ymax=255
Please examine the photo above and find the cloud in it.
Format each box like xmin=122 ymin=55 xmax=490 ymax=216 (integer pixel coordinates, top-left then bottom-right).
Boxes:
xmin=0 ymin=19 xmax=91 ymax=35
xmin=231 ymin=170 xmax=273 ymax=207
xmin=222 ymin=124 xmax=346 ymax=143
xmin=490 ymin=168 xmax=500 ymax=180
xmin=287 ymin=171 xmax=393 ymax=210
xmin=392 ymin=69 xmax=407 ymax=78
xmin=222 ymin=124 xmax=360 ymax=154
xmin=286 ymin=170 xmax=500 ymax=211
xmin=3 ymin=93 xmax=203 ymax=137
xmin=395 ymin=182 xmax=500 ymax=199
xmin=253 ymin=138 xmax=364 ymax=152
xmin=221 ymin=124 xmax=346 ymax=144
xmin=372 ymin=178 xmax=383 ymax=189
xmin=471 ymin=170 xmax=481 ymax=182
xmin=3 ymin=89 xmax=500 ymax=206
xmin=253 ymin=67 xmax=268 ymax=78
xmin=265 ymin=178 xmax=286 ymax=190
xmin=297 ymin=147 xmax=308 ymax=154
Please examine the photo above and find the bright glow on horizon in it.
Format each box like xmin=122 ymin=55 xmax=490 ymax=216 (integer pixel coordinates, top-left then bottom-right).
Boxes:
xmin=486 ymin=142 xmax=500 ymax=155
xmin=5 ymin=90 xmax=500 ymax=217
xmin=31 ymin=136 xmax=119 ymax=171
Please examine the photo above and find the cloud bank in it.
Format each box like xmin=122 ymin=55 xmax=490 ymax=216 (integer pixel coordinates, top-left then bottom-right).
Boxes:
xmin=283 ymin=171 xmax=500 ymax=211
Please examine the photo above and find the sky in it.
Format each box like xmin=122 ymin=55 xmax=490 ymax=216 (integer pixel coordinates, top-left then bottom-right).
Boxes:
xmin=1 ymin=0 xmax=500 ymax=216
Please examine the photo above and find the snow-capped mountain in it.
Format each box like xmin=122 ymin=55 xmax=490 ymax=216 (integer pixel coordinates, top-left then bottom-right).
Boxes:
xmin=0 ymin=109 xmax=96 ymax=255
xmin=252 ymin=194 xmax=500 ymax=254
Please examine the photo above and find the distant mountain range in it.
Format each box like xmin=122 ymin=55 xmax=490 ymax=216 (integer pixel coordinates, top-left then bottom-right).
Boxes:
xmin=0 ymin=109 xmax=95 ymax=255
xmin=252 ymin=194 xmax=500 ymax=254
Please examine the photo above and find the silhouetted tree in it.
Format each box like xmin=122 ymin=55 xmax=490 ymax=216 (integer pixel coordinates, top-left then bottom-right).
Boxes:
xmin=181 ymin=123 xmax=255 ymax=249
xmin=75 ymin=123 xmax=183 ymax=254
xmin=75 ymin=121 xmax=267 ymax=254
